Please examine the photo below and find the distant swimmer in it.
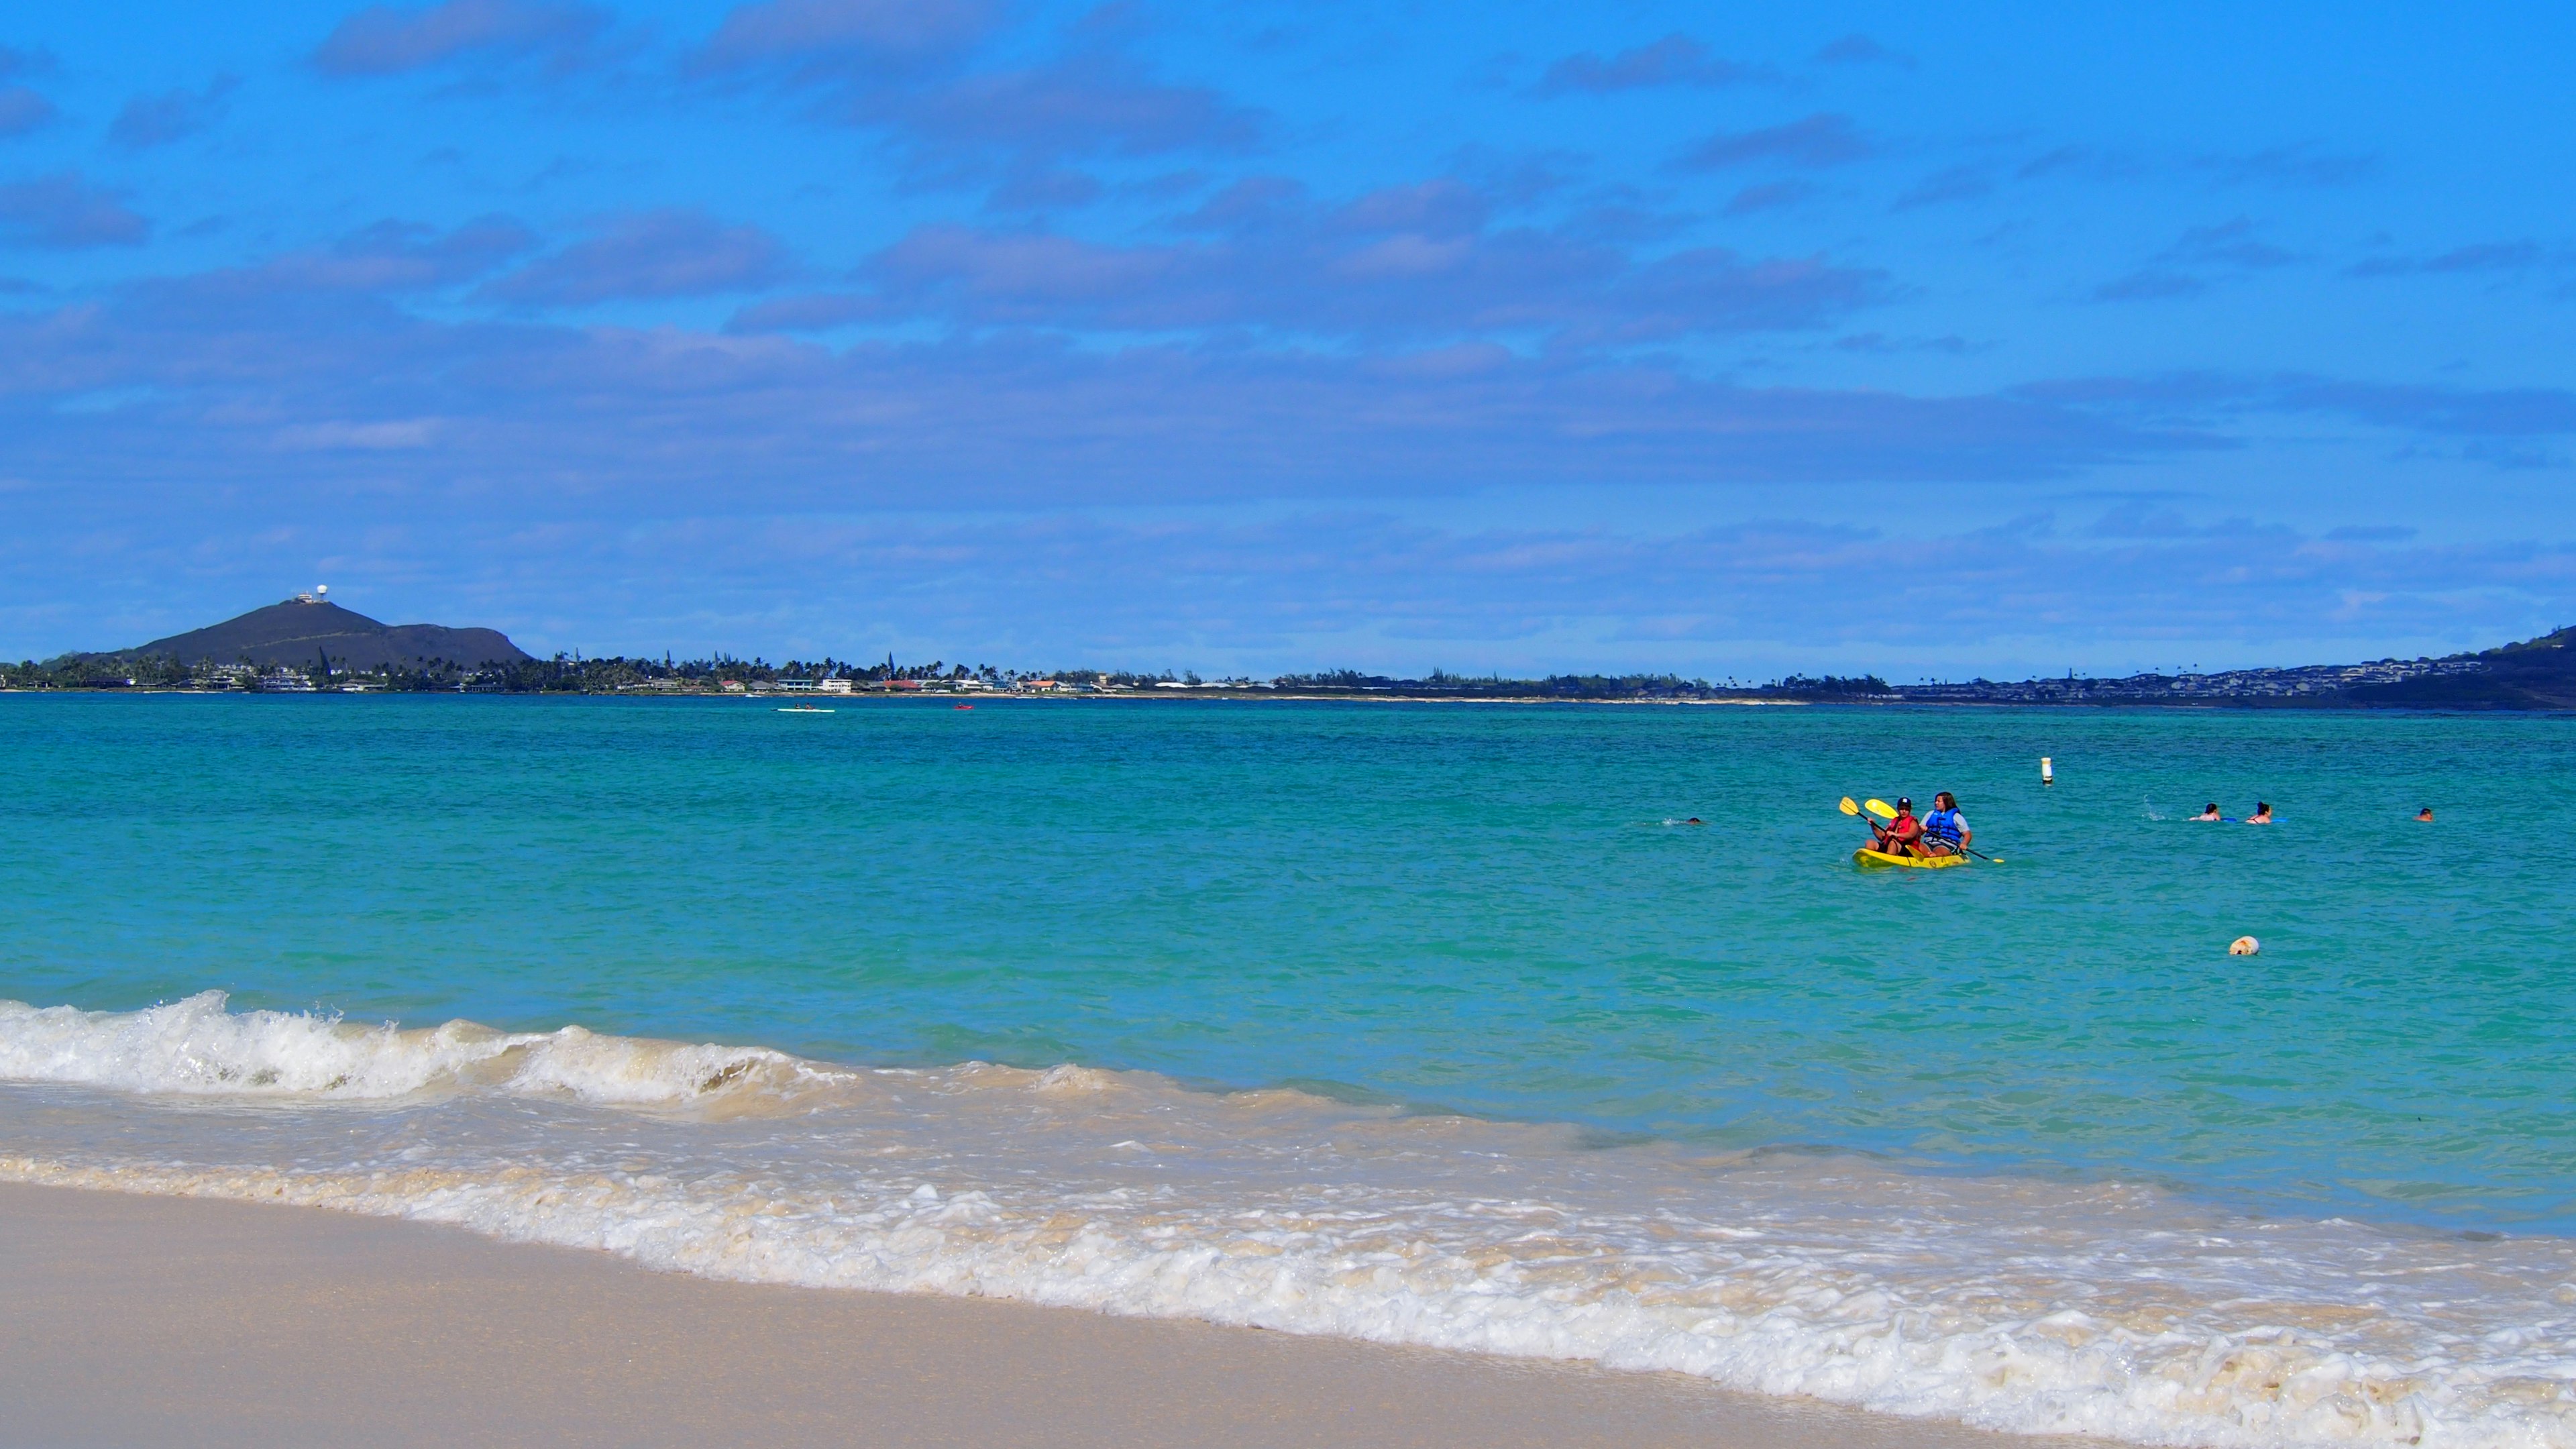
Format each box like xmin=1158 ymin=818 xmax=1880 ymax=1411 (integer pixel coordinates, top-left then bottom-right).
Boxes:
xmin=2245 ymin=802 xmax=2274 ymax=824
xmin=1922 ymin=792 xmax=1971 ymax=856
xmin=1685 ymin=817 xmax=1705 ymax=826
xmin=1870 ymin=796 xmax=1929 ymax=857
xmin=2416 ymin=806 xmax=2434 ymax=822
xmin=2190 ymin=803 xmax=2222 ymax=822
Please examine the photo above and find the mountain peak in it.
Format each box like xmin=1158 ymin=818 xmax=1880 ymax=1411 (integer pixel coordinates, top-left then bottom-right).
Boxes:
xmin=126 ymin=599 xmax=531 ymax=670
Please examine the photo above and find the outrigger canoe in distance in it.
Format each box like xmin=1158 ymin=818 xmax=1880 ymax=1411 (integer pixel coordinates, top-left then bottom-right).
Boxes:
xmin=1854 ymin=847 xmax=1968 ymax=869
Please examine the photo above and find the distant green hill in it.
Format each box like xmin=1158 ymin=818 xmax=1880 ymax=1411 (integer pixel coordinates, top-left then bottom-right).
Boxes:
xmin=123 ymin=598 xmax=531 ymax=670
xmin=2343 ymin=627 xmax=2576 ymax=708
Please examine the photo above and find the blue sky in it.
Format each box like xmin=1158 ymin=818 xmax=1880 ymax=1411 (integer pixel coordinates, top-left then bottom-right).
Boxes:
xmin=1 ymin=1 xmax=2571 ymax=678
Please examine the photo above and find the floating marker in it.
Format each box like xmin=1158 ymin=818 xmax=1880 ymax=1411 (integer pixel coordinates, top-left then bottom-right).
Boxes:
xmin=2040 ymin=756 xmax=2054 ymax=786
xmin=2229 ymin=936 xmax=2261 ymax=957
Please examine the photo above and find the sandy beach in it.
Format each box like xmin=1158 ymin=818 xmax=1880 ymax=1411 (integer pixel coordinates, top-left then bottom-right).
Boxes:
xmin=0 ymin=1181 xmax=2090 ymax=1449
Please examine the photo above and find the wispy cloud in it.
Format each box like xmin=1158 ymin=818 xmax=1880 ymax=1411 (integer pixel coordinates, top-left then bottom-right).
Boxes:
xmin=2349 ymin=241 xmax=2550 ymax=278
xmin=689 ymin=0 xmax=1253 ymax=191
xmin=0 ymin=86 xmax=54 ymax=138
xmin=109 ymin=76 xmax=240 ymax=149
xmin=313 ymin=0 xmax=610 ymax=77
xmin=478 ymin=208 xmax=790 ymax=306
xmin=1893 ymin=165 xmax=1991 ymax=209
xmin=264 ymin=215 xmax=539 ymax=292
xmin=0 ymin=173 xmax=150 ymax=249
xmin=1532 ymin=34 xmax=1768 ymax=95
xmin=2160 ymin=218 xmax=2298 ymax=269
xmin=1814 ymin=34 xmax=1910 ymax=67
xmin=1724 ymin=180 xmax=1813 ymax=216
xmin=839 ymin=175 xmax=1883 ymax=344
xmin=2092 ymin=219 xmax=2296 ymax=302
xmin=2202 ymin=144 xmax=2379 ymax=189
xmin=2017 ymin=146 xmax=2143 ymax=183
xmin=690 ymin=0 xmax=994 ymax=76
xmin=1675 ymin=113 xmax=1870 ymax=171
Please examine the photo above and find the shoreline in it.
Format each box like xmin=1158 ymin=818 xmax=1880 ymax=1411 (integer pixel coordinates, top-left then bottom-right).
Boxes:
xmin=6 ymin=687 xmax=2560 ymax=710
xmin=0 ymin=1179 xmax=2072 ymax=1449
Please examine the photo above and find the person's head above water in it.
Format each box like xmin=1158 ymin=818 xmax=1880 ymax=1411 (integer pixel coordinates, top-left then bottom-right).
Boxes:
xmin=2417 ymin=806 xmax=2434 ymax=821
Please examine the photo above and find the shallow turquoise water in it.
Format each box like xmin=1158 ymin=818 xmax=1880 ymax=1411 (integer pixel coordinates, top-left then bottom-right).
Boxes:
xmin=2 ymin=693 xmax=2567 ymax=1229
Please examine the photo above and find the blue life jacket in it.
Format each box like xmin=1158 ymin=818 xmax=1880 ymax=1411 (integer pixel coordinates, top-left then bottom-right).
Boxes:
xmin=1924 ymin=806 xmax=1965 ymax=843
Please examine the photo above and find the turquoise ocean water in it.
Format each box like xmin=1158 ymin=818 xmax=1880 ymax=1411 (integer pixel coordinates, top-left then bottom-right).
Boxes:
xmin=3 ymin=695 xmax=2571 ymax=1446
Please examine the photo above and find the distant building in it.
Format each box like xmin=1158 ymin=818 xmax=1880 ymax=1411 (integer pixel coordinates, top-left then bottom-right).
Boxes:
xmin=818 ymin=678 xmax=854 ymax=694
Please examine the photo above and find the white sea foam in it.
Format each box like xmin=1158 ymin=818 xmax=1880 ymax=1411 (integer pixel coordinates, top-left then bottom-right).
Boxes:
xmin=3 ymin=993 xmax=2573 ymax=1449
xmin=0 ymin=992 xmax=838 ymax=1107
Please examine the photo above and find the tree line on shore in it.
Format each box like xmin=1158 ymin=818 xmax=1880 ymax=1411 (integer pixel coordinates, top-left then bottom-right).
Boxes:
xmin=0 ymin=650 xmax=1896 ymax=698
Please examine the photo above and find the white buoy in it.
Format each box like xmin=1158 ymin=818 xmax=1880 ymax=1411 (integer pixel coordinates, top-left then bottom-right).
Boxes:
xmin=2229 ymin=936 xmax=2260 ymax=957
xmin=2040 ymin=755 xmax=2054 ymax=786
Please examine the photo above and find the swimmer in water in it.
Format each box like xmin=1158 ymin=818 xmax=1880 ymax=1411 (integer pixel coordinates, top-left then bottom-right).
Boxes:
xmin=2245 ymin=802 xmax=2273 ymax=824
xmin=2416 ymin=806 xmax=2434 ymax=822
xmin=2190 ymin=803 xmax=2222 ymax=821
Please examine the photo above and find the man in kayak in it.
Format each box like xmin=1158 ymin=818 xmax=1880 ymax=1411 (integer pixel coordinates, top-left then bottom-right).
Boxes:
xmin=1870 ymin=797 xmax=1929 ymax=856
xmin=1921 ymin=792 xmax=1972 ymax=856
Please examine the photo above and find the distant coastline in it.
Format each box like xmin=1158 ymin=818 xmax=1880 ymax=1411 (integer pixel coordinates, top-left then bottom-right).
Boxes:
xmin=7 ymin=597 xmax=2573 ymax=708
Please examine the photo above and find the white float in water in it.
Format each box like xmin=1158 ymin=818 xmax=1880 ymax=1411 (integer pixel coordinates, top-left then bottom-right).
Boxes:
xmin=2040 ymin=755 xmax=2054 ymax=786
xmin=2229 ymin=936 xmax=2261 ymax=956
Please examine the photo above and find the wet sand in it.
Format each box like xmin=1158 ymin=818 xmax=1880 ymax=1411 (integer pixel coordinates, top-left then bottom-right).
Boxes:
xmin=0 ymin=1181 xmax=2100 ymax=1448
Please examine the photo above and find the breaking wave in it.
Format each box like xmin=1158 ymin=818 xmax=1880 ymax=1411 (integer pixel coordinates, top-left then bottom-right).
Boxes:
xmin=3 ymin=991 xmax=2573 ymax=1449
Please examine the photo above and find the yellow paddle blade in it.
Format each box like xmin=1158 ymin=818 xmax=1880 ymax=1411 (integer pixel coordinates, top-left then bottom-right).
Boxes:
xmin=1838 ymin=796 xmax=1862 ymax=816
xmin=1864 ymin=798 xmax=1896 ymax=820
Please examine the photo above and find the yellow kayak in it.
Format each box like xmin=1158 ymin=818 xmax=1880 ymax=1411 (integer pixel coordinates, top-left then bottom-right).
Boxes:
xmin=1854 ymin=847 xmax=1967 ymax=869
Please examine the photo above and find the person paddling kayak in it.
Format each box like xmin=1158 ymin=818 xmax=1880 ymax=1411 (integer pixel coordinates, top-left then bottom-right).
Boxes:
xmin=1869 ymin=797 xmax=1928 ymax=857
xmin=1921 ymin=792 xmax=1971 ymax=856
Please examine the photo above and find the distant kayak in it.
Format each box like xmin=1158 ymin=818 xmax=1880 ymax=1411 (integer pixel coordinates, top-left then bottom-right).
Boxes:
xmin=1854 ymin=847 xmax=1966 ymax=869
xmin=775 ymin=706 xmax=835 ymax=714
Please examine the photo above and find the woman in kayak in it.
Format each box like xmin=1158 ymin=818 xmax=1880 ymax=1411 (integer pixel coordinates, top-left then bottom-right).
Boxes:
xmin=1870 ymin=798 xmax=1929 ymax=856
xmin=1922 ymin=792 xmax=1972 ymax=855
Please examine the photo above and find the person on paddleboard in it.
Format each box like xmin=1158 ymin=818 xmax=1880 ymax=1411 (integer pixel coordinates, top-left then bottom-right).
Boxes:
xmin=1921 ymin=792 xmax=1971 ymax=855
xmin=1870 ymin=798 xmax=1928 ymax=857
xmin=2190 ymin=803 xmax=2222 ymax=821
xmin=2245 ymin=802 xmax=2273 ymax=824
